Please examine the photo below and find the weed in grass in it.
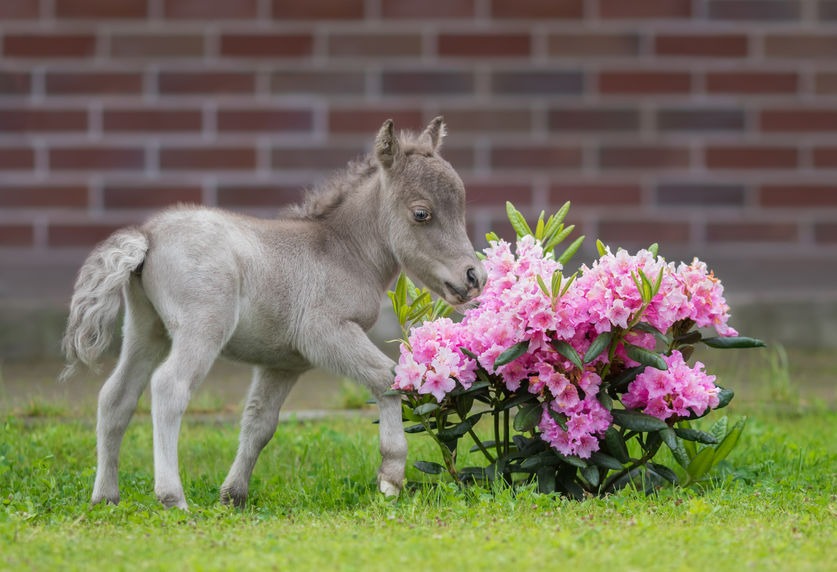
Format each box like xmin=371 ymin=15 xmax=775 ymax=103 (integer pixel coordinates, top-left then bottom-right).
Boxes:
xmin=331 ymin=379 xmax=374 ymax=410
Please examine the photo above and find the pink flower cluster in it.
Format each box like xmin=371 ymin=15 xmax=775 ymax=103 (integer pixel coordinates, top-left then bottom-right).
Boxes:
xmin=393 ymin=235 xmax=736 ymax=458
xmin=622 ymin=351 xmax=720 ymax=420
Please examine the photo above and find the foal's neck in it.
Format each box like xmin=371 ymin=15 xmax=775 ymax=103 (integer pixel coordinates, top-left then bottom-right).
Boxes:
xmin=319 ymin=175 xmax=400 ymax=289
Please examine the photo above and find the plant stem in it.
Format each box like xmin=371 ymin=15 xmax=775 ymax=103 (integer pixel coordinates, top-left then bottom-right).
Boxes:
xmin=601 ymin=440 xmax=662 ymax=493
xmin=467 ymin=427 xmax=496 ymax=464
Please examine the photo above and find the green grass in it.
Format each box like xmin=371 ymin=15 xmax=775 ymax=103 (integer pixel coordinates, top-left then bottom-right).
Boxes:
xmin=1 ymin=402 xmax=835 ymax=571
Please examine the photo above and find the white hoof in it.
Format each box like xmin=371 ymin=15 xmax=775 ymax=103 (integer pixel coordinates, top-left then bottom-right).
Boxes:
xmin=379 ymin=479 xmax=401 ymax=498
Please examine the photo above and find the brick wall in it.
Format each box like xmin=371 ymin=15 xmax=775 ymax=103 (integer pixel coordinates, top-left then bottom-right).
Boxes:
xmin=2 ymin=0 xmax=837 ymax=302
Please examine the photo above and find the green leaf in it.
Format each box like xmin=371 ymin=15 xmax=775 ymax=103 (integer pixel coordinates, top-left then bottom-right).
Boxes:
xmin=637 ymin=268 xmax=654 ymax=302
xmin=513 ymin=402 xmax=543 ymax=433
xmin=437 ymin=417 xmax=478 ymax=441
xmin=624 ymin=343 xmax=668 ymax=370
xmin=708 ymin=416 xmax=728 ymax=443
xmin=535 ymin=211 xmax=545 ymax=240
xmin=685 ymin=447 xmax=715 ymax=481
xmin=547 ymin=408 xmax=568 ymax=431
xmin=630 ymin=271 xmax=646 ymax=303
xmin=589 ymin=451 xmax=624 ymax=471
xmin=552 ymin=201 xmax=571 ymax=227
xmin=555 ymin=453 xmax=587 ymax=469
xmin=458 ymin=346 xmax=478 ymax=361
xmin=506 ymin=201 xmax=532 ymax=237
xmin=581 ymin=465 xmax=600 ymax=487
xmin=604 ymin=427 xmax=630 ymax=463
xmin=652 ymin=267 xmax=664 ymax=297
xmin=607 ymin=366 xmax=646 ymax=392
xmin=560 ymin=271 xmax=577 ymax=297
xmin=413 ymin=403 xmax=439 ymax=417
xmin=493 ymin=340 xmax=530 ymax=369
xmin=413 ymin=461 xmax=444 ymax=475
xmin=611 ymin=409 xmax=668 ymax=432
xmin=485 ymin=231 xmax=500 ymax=244
xmin=674 ymin=428 xmax=719 ymax=445
xmin=536 ymin=274 xmax=551 ymax=298
xmin=404 ymin=423 xmax=427 ymax=434
xmin=583 ymin=331 xmax=613 ymax=364
xmin=670 ymin=442 xmax=691 ymax=468
xmin=544 ymin=225 xmax=575 ymax=253
xmin=555 ymin=235 xmax=585 ymax=267
xmin=701 ymin=336 xmax=767 ymax=349
xmin=713 ymin=418 xmax=746 ymax=464
xmin=632 ymin=322 xmax=670 ymax=346
xmin=497 ymin=391 xmax=537 ymax=411
xmin=648 ymin=243 xmax=659 ymax=258
xmin=648 ymin=462 xmax=678 ymax=484
xmin=596 ymin=239 xmax=608 ymax=257
xmin=550 ymin=340 xmax=583 ymax=370
xmin=659 ymin=427 xmax=678 ymax=451
xmin=520 ymin=451 xmax=560 ymax=471
xmin=673 ymin=330 xmax=703 ymax=345
xmin=551 ymin=271 xmax=562 ymax=300
xmin=597 ymin=391 xmax=613 ymax=411
xmin=716 ymin=387 xmax=735 ymax=409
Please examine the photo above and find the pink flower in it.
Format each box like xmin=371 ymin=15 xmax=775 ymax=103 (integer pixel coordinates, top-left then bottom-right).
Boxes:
xmin=622 ymin=350 xmax=720 ymax=421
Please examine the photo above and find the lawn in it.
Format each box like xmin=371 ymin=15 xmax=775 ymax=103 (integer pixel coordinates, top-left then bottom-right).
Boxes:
xmin=1 ymin=349 xmax=835 ymax=571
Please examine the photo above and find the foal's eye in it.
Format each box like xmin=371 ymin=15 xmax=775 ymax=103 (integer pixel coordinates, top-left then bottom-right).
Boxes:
xmin=413 ymin=209 xmax=431 ymax=223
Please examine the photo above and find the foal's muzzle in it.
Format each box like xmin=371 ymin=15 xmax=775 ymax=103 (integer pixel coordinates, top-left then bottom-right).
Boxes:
xmin=444 ymin=265 xmax=485 ymax=305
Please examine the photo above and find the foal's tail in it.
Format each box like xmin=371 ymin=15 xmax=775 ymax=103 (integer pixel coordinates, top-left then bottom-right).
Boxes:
xmin=59 ymin=227 xmax=149 ymax=383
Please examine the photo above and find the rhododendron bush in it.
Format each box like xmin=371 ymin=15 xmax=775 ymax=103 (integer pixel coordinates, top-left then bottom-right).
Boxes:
xmin=388 ymin=202 xmax=764 ymax=497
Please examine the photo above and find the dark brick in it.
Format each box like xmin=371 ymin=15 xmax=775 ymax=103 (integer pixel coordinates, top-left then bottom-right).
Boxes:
xmin=0 ymin=72 xmax=30 ymax=95
xmin=706 ymin=222 xmax=798 ymax=242
xmin=0 ymin=109 xmax=88 ymax=132
xmin=548 ymin=33 xmax=640 ymax=57
xmin=271 ymin=0 xmax=364 ymax=20
xmin=382 ymin=0 xmax=475 ymax=18
xmin=761 ymin=109 xmax=837 ymax=132
xmin=765 ymin=35 xmax=837 ymax=59
xmin=760 ymin=186 xmax=837 ymax=207
xmin=0 ymin=224 xmax=34 ymax=246
xmin=465 ymin=182 xmax=534 ymax=206
xmin=160 ymin=147 xmax=257 ymax=170
xmin=0 ymin=0 xmax=40 ymax=19
xmin=599 ymin=0 xmax=691 ymax=18
xmin=271 ymin=71 xmax=366 ymax=95
xmin=599 ymin=146 xmax=691 ymax=169
xmin=46 ymin=72 xmax=143 ymax=95
xmin=103 ymin=184 xmax=203 ymax=209
xmin=103 ymin=109 xmax=202 ymax=132
xmin=164 ymin=0 xmax=258 ymax=19
xmin=0 ymin=185 xmax=88 ymax=208
xmin=382 ymin=71 xmax=474 ymax=95
xmin=438 ymin=109 xmax=531 ymax=133
xmin=50 ymin=147 xmax=146 ymax=170
xmin=706 ymin=72 xmax=798 ymax=94
xmin=217 ymin=109 xmax=314 ymax=133
xmin=655 ymin=35 xmax=749 ymax=58
xmin=438 ymin=34 xmax=531 ymax=58
xmin=705 ymin=146 xmax=797 ymax=169
xmin=329 ymin=33 xmax=423 ymax=58
xmin=491 ymin=71 xmax=583 ymax=95
xmin=217 ymin=185 xmax=304 ymax=208
xmin=656 ymin=184 xmax=746 ymax=206
xmin=0 ymin=147 xmax=35 ymax=170
xmin=491 ymin=0 xmax=583 ymax=19
xmin=271 ymin=146 xmax=366 ymax=170
xmin=220 ymin=34 xmax=313 ymax=58
xmin=111 ymin=34 xmax=204 ymax=58
xmin=55 ymin=0 xmax=147 ymax=18
xmin=814 ymin=223 xmax=837 ymax=243
xmin=48 ymin=223 xmax=125 ymax=247
xmin=549 ymin=184 xmax=643 ymax=206
xmin=549 ymin=109 xmax=639 ymax=132
xmin=598 ymin=71 xmax=691 ymax=94
xmin=657 ymin=109 xmax=746 ymax=132
xmin=329 ymin=108 xmax=423 ymax=133
xmin=4 ymin=34 xmax=96 ymax=58
xmin=490 ymin=145 xmax=583 ymax=169
xmin=708 ymin=0 xmax=801 ymax=20
xmin=159 ymin=71 xmax=256 ymax=95
xmin=599 ymin=220 xmax=691 ymax=244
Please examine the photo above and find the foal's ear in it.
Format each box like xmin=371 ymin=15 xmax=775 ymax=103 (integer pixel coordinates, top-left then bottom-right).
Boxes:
xmin=421 ymin=116 xmax=447 ymax=152
xmin=375 ymin=119 xmax=401 ymax=169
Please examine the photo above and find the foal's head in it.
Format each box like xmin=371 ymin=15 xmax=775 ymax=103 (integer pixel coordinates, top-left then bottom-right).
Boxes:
xmin=375 ymin=117 xmax=486 ymax=305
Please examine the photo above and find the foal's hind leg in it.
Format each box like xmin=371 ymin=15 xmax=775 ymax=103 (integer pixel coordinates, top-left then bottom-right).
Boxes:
xmin=149 ymin=332 xmax=225 ymax=510
xmin=92 ymin=279 xmax=168 ymax=506
xmin=220 ymin=367 xmax=299 ymax=507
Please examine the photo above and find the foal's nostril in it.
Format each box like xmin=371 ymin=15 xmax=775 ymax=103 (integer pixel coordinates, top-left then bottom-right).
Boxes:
xmin=466 ymin=267 xmax=478 ymax=289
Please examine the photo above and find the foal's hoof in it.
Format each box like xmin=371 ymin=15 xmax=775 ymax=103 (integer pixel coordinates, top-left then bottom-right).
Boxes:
xmin=91 ymin=493 xmax=119 ymax=506
xmin=156 ymin=492 xmax=189 ymax=511
xmin=220 ymin=485 xmax=247 ymax=509
xmin=378 ymin=478 xmax=402 ymax=498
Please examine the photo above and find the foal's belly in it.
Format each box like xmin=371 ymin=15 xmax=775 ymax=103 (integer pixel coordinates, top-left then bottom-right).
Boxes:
xmin=221 ymin=331 xmax=310 ymax=371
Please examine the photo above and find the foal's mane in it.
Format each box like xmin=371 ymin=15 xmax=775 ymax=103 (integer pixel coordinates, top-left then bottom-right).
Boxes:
xmin=286 ymin=130 xmax=434 ymax=221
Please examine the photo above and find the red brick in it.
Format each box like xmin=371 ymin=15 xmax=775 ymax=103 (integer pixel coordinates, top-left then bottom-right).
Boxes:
xmin=110 ymin=34 xmax=204 ymax=58
xmin=598 ymin=71 xmax=691 ymax=94
xmin=657 ymin=109 xmax=745 ymax=132
xmin=599 ymin=146 xmax=691 ymax=169
xmin=329 ymin=109 xmax=424 ymax=133
xmin=271 ymin=146 xmax=366 ymax=170
xmin=217 ymin=109 xmax=313 ymax=133
xmin=599 ymin=220 xmax=691 ymax=244
xmin=382 ymin=0 xmax=475 ymax=18
xmin=548 ymin=33 xmax=641 ymax=57
xmin=0 ymin=147 xmax=35 ymax=170
xmin=103 ymin=184 xmax=202 ymax=209
xmin=271 ymin=0 xmax=363 ymax=19
xmin=0 ymin=72 xmax=31 ymax=95
xmin=765 ymin=35 xmax=837 ymax=59
xmin=491 ymin=0 xmax=583 ymax=19
xmin=158 ymin=71 xmax=256 ymax=95
xmin=48 ymin=223 xmax=124 ymax=247
xmin=490 ymin=145 xmax=583 ymax=169
xmin=50 ymin=147 xmax=146 ymax=171
xmin=491 ymin=71 xmax=583 ymax=95
xmin=707 ymin=0 xmax=800 ymax=20
xmin=599 ymin=0 xmax=691 ymax=18
xmin=439 ymin=147 xmax=475 ymax=169
xmin=160 ymin=147 xmax=257 ymax=170
xmin=706 ymin=71 xmax=798 ymax=94
xmin=706 ymin=222 xmax=798 ymax=242
xmin=164 ymin=0 xmax=257 ymax=19
xmin=549 ymin=184 xmax=642 ymax=206
xmin=0 ymin=224 xmax=34 ymax=246
xmin=55 ymin=0 xmax=148 ymax=18
xmin=3 ymin=34 xmax=96 ymax=58
xmin=656 ymin=184 xmax=746 ymax=206
xmin=0 ymin=185 xmax=88 ymax=208
xmin=813 ymin=148 xmax=837 ymax=167
xmin=761 ymin=109 xmax=837 ymax=132
xmin=655 ymin=35 xmax=749 ymax=58
xmin=103 ymin=109 xmax=202 ymax=133
xmin=821 ymin=0 xmax=837 ymax=19
xmin=220 ymin=34 xmax=313 ymax=58
xmin=0 ymin=109 xmax=88 ymax=132
xmin=383 ymin=71 xmax=474 ymax=95
xmin=45 ymin=72 xmax=143 ymax=95
xmin=465 ymin=182 xmax=534 ymax=206
xmin=270 ymin=71 xmax=366 ymax=95
xmin=815 ymin=73 xmax=837 ymax=94
xmin=438 ymin=34 xmax=531 ymax=58
xmin=814 ymin=223 xmax=837 ymax=243
xmin=438 ymin=108 xmax=531 ymax=133
xmin=760 ymin=186 xmax=837 ymax=207
xmin=217 ymin=185 xmax=303 ymax=208
xmin=0 ymin=0 xmax=40 ymax=19
xmin=705 ymin=146 xmax=797 ymax=169
xmin=549 ymin=109 xmax=639 ymax=132
xmin=328 ymin=33 xmax=423 ymax=58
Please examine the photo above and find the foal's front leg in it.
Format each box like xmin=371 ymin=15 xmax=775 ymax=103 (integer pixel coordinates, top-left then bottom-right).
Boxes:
xmin=301 ymin=321 xmax=407 ymax=496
